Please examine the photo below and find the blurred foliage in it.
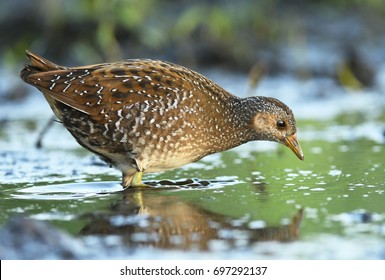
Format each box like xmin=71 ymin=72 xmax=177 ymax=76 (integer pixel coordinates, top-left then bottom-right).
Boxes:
xmin=1 ymin=0 xmax=384 ymax=72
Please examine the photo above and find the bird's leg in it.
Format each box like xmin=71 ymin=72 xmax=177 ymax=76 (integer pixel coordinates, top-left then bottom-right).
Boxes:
xmin=122 ymin=170 xmax=134 ymax=188
xmin=35 ymin=116 xmax=56 ymax=148
xmin=122 ymin=170 xmax=149 ymax=188
xmin=131 ymin=171 xmax=150 ymax=188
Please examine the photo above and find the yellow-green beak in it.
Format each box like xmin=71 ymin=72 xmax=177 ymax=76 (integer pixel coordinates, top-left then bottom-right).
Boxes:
xmin=284 ymin=133 xmax=304 ymax=160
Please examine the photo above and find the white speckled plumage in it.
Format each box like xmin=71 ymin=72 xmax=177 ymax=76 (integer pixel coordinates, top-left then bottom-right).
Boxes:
xmin=20 ymin=51 xmax=303 ymax=187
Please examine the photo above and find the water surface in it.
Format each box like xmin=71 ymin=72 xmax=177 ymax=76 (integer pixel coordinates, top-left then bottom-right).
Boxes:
xmin=0 ymin=73 xmax=384 ymax=259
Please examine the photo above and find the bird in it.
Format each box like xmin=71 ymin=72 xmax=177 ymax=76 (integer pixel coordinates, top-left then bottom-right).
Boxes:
xmin=20 ymin=51 xmax=304 ymax=188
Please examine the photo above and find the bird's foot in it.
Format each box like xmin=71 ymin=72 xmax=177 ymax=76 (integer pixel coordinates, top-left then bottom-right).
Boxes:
xmin=122 ymin=171 xmax=150 ymax=188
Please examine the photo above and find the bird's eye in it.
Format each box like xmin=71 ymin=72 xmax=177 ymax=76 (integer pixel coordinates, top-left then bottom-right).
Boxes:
xmin=277 ymin=120 xmax=286 ymax=128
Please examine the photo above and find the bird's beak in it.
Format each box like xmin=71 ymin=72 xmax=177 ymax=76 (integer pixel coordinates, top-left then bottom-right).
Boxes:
xmin=283 ymin=133 xmax=304 ymax=160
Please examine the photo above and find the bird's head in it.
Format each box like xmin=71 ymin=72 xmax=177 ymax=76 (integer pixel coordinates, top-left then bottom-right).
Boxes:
xmin=249 ymin=97 xmax=304 ymax=160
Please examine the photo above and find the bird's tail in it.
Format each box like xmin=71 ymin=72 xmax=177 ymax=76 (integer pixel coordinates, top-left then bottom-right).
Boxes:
xmin=20 ymin=50 xmax=65 ymax=84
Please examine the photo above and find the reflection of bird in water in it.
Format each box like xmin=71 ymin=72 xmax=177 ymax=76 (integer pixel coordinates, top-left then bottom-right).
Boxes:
xmin=80 ymin=189 xmax=304 ymax=250
xmin=21 ymin=51 xmax=303 ymax=188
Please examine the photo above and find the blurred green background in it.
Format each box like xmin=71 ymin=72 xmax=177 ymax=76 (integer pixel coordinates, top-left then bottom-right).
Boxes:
xmin=1 ymin=0 xmax=384 ymax=71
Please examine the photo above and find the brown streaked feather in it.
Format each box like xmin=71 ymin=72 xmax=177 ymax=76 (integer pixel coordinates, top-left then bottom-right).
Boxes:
xmin=20 ymin=51 xmax=65 ymax=81
xmin=21 ymin=56 xmax=235 ymax=124
xmin=26 ymin=50 xmax=65 ymax=71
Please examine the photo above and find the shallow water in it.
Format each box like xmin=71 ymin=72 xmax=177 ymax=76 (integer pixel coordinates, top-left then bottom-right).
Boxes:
xmin=1 ymin=72 xmax=385 ymax=259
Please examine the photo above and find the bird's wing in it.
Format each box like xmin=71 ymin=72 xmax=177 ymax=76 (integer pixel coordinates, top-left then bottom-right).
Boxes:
xmin=21 ymin=53 xmax=235 ymax=124
xmin=23 ymin=60 xmax=195 ymax=115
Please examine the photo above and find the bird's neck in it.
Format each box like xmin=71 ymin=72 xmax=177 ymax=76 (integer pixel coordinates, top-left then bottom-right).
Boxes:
xmin=205 ymin=97 xmax=259 ymax=153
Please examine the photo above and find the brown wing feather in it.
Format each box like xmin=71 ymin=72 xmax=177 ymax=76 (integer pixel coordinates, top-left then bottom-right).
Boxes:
xmin=23 ymin=60 xmax=195 ymax=120
xmin=26 ymin=50 xmax=65 ymax=71
xmin=21 ymin=52 xmax=235 ymax=125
